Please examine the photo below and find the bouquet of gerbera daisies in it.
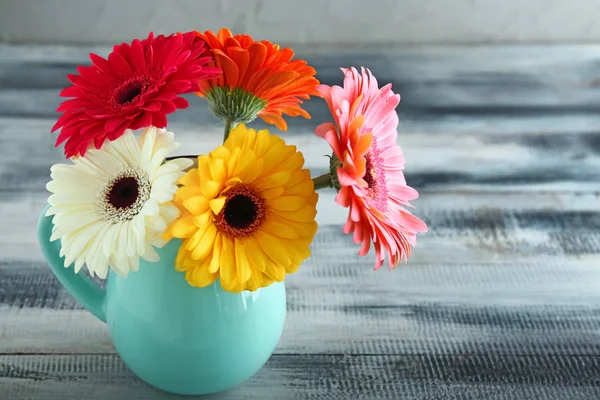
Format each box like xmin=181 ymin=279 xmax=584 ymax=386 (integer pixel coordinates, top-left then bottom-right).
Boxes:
xmin=45 ymin=29 xmax=427 ymax=293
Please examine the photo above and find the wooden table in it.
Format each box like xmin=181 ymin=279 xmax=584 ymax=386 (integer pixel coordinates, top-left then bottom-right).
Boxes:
xmin=1 ymin=44 xmax=600 ymax=399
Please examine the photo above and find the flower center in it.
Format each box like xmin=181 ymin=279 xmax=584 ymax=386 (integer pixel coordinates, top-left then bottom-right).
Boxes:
xmin=363 ymin=139 xmax=388 ymax=212
xmin=215 ymin=184 xmax=265 ymax=238
xmin=99 ymin=168 xmax=151 ymax=223
xmin=112 ymin=77 xmax=149 ymax=106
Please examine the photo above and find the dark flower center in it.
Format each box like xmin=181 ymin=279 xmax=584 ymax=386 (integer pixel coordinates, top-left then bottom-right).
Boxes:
xmin=363 ymin=140 xmax=388 ymax=212
xmin=99 ymin=169 xmax=151 ymax=223
xmin=224 ymin=194 xmax=258 ymax=229
xmin=113 ymin=78 xmax=148 ymax=106
xmin=107 ymin=176 xmax=139 ymax=209
xmin=364 ymin=156 xmax=375 ymax=188
xmin=215 ymin=184 xmax=265 ymax=238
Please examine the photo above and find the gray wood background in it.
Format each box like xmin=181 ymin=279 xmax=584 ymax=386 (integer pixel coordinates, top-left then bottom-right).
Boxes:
xmin=1 ymin=44 xmax=600 ymax=399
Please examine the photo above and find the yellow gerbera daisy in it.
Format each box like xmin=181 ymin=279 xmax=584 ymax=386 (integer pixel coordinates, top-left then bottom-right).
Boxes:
xmin=166 ymin=124 xmax=318 ymax=292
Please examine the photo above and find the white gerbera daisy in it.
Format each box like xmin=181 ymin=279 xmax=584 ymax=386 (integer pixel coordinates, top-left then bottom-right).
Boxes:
xmin=46 ymin=126 xmax=192 ymax=279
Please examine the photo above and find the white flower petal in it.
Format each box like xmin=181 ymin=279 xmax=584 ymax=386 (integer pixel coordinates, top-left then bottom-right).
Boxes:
xmin=139 ymin=126 xmax=157 ymax=170
xmin=130 ymin=254 xmax=140 ymax=272
xmin=141 ymin=243 xmax=160 ymax=263
xmin=47 ymin=125 xmax=189 ymax=279
xmin=168 ymin=158 xmax=193 ymax=171
xmin=86 ymin=225 xmax=110 ymax=276
xmin=102 ymin=224 xmax=119 ymax=257
xmin=125 ymin=222 xmax=138 ymax=257
xmin=145 ymin=214 xmax=167 ymax=233
xmin=84 ymin=144 xmax=127 ymax=174
xmin=153 ymin=128 xmax=178 ymax=154
xmin=73 ymin=257 xmax=85 ymax=274
xmin=159 ymin=202 xmax=180 ymax=223
xmin=49 ymin=164 xmax=103 ymax=191
xmin=48 ymin=191 xmax=97 ymax=206
xmin=141 ymin=198 xmax=160 ymax=216
xmin=63 ymin=221 xmax=104 ymax=262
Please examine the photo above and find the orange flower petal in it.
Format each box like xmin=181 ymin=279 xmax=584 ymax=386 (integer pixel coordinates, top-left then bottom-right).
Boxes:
xmin=195 ymin=28 xmax=319 ymax=129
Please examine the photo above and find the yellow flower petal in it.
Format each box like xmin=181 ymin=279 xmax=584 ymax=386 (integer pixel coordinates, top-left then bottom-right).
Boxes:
xmin=227 ymin=148 xmax=242 ymax=177
xmin=266 ymin=196 xmax=306 ymax=211
xmin=232 ymin=150 xmax=254 ymax=177
xmin=209 ymin=196 xmax=227 ymax=215
xmin=261 ymin=186 xmax=285 ymax=199
xmin=235 ymin=238 xmax=252 ymax=283
xmin=261 ymin=218 xmax=300 ymax=239
xmin=185 ymin=223 xmax=208 ymax=250
xmin=176 ymin=186 xmax=203 ymax=201
xmin=244 ymin=266 xmax=263 ymax=291
xmin=254 ymin=129 xmax=272 ymax=157
xmin=286 ymin=239 xmax=312 ymax=263
xmin=283 ymin=170 xmax=311 ymax=190
xmin=241 ymin=237 xmax=267 ymax=272
xmin=191 ymin=224 xmax=217 ymax=260
xmin=261 ymin=145 xmax=285 ymax=174
xmin=210 ymin=146 xmax=230 ymax=161
xmin=175 ymin=244 xmax=192 ymax=271
xmin=263 ymin=261 xmax=285 ymax=281
xmin=284 ymin=179 xmax=315 ymax=196
xmin=197 ymin=155 xmax=212 ymax=180
xmin=193 ymin=211 xmax=211 ymax=227
xmin=219 ymin=236 xmax=236 ymax=286
xmin=225 ymin=124 xmax=250 ymax=150
xmin=288 ymin=220 xmax=318 ymax=238
xmin=179 ymin=168 xmax=200 ymax=186
xmin=255 ymin=230 xmax=290 ymax=267
xmin=240 ymin=158 xmax=263 ymax=183
xmin=183 ymin=196 xmax=209 ymax=215
xmin=170 ymin=216 xmax=197 ymax=238
xmin=285 ymin=262 xmax=301 ymax=274
xmin=186 ymin=262 xmax=218 ymax=288
xmin=208 ymin=158 xmax=226 ymax=184
xmin=261 ymin=170 xmax=292 ymax=190
xmin=208 ymin=234 xmax=222 ymax=274
xmin=277 ymin=151 xmax=304 ymax=171
xmin=272 ymin=206 xmax=317 ymax=222
xmin=200 ymin=179 xmax=222 ymax=199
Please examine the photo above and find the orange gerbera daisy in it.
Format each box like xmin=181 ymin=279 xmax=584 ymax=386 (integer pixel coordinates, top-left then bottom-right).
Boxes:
xmin=194 ymin=28 xmax=320 ymax=130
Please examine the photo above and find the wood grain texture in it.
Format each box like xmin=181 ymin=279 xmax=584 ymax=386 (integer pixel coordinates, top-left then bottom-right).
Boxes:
xmin=2 ymin=354 xmax=600 ymax=400
xmin=3 ymin=210 xmax=600 ymax=358
xmin=2 ymin=44 xmax=600 ymax=399
xmin=4 ymin=118 xmax=600 ymax=197
xmin=4 ymin=44 xmax=600 ymax=134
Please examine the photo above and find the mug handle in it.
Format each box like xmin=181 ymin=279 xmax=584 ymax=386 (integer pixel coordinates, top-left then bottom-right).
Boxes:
xmin=37 ymin=205 xmax=107 ymax=323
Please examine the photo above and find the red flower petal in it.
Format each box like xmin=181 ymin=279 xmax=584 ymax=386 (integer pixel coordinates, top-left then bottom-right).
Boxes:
xmin=52 ymin=32 xmax=222 ymax=158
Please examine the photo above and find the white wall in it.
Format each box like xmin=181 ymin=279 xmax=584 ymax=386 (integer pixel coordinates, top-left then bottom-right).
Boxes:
xmin=1 ymin=0 xmax=599 ymax=45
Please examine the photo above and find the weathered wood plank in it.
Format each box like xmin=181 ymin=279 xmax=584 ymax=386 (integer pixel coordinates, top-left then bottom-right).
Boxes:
xmin=3 ymin=118 xmax=600 ymax=195
xmin=1 ymin=354 xmax=600 ymax=400
xmin=4 ymin=44 xmax=600 ymax=134
xmin=3 ymin=206 xmax=600 ymax=356
xmin=2 ymin=189 xmax=598 ymax=263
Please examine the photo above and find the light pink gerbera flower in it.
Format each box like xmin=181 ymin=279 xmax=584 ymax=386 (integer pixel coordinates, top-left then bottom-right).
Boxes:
xmin=315 ymin=67 xmax=427 ymax=269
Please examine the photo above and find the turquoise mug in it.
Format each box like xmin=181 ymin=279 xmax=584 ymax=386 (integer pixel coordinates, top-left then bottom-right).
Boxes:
xmin=37 ymin=205 xmax=287 ymax=395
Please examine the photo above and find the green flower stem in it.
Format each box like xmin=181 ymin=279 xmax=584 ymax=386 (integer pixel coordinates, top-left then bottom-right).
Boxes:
xmin=312 ymin=173 xmax=333 ymax=191
xmin=223 ymin=119 xmax=234 ymax=143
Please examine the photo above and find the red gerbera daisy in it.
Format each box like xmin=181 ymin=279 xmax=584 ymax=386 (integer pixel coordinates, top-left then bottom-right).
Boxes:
xmin=52 ymin=32 xmax=221 ymax=158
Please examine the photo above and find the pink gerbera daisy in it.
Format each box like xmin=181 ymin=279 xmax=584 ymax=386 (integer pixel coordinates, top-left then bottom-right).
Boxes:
xmin=52 ymin=32 xmax=221 ymax=158
xmin=316 ymin=67 xmax=427 ymax=269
